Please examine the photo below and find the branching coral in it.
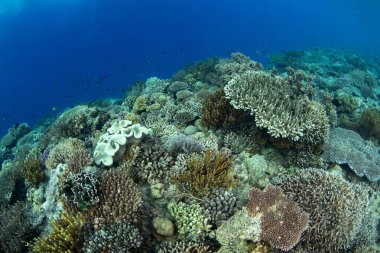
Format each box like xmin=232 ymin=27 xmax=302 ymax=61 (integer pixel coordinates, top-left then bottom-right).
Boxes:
xmin=30 ymin=211 xmax=85 ymax=253
xmin=0 ymin=202 xmax=32 ymax=253
xmin=171 ymin=149 xmax=237 ymax=197
xmin=247 ymin=185 xmax=309 ymax=251
xmin=201 ymin=188 xmax=236 ymax=224
xmin=0 ymin=160 xmax=21 ymax=207
xmin=278 ymin=168 xmax=374 ymax=252
xmin=89 ymin=169 xmax=142 ymax=224
xmin=201 ymin=89 xmax=247 ymax=130
xmin=19 ymin=149 xmax=44 ymax=188
xmin=166 ymin=133 xmax=205 ymax=155
xmin=224 ymin=70 xmax=330 ymax=144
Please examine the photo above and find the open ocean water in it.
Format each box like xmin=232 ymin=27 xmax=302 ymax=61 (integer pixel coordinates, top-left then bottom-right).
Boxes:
xmin=0 ymin=0 xmax=379 ymax=252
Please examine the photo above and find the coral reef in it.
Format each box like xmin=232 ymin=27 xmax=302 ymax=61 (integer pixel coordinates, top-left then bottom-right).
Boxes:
xmin=0 ymin=49 xmax=379 ymax=252
xmin=225 ymin=70 xmax=330 ymax=145
xmin=247 ymin=185 xmax=309 ymax=251
xmin=323 ymin=127 xmax=380 ymax=181
xmin=279 ymin=168 xmax=375 ymax=252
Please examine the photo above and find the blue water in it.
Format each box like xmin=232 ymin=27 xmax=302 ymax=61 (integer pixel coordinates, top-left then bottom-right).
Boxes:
xmin=0 ymin=0 xmax=380 ymax=137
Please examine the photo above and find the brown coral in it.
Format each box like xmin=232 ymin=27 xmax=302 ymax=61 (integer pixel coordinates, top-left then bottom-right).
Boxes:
xmin=247 ymin=185 xmax=309 ymax=251
xmin=171 ymin=149 xmax=237 ymax=197
xmin=89 ymin=169 xmax=142 ymax=224
xmin=201 ymin=89 xmax=247 ymax=130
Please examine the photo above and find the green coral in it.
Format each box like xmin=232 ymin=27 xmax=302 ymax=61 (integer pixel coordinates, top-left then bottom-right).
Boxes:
xmin=168 ymin=201 xmax=210 ymax=240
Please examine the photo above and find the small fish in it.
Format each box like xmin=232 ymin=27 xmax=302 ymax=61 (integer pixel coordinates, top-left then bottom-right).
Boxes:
xmin=52 ymin=107 xmax=57 ymax=112
xmin=256 ymin=50 xmax=262 ymax=55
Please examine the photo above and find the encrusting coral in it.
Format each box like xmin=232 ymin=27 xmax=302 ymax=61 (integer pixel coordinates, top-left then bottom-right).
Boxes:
xmin=247 ymin=185 xmax=309 ymax=251
xmin=323 ymin=127 xmax=380 ymax=181
xmin=171 ymin=149 xmax=237 ymax=197
xmin=224 ymin=70 xmax=330 ymax=145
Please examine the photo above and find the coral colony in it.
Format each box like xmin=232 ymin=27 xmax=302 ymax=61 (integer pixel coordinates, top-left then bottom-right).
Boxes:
xmin=0 ymin=49 xmax=379 ymax=252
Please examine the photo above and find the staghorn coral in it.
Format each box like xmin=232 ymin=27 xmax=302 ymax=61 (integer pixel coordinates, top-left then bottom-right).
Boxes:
xmin=59 ymin=171 xmax=100 ymax=210
xmin=19 ymin=149 xmax=44 ymax=188
xmin=285 ymin=150 xmax=324 ymax=169
xmin=171 ymin=149 xmax=237 ymax=197
xmin=45 ymin=138 xmax=90 ymax=171
xmin=224 ymin=70 xmax=330 ymax=144
xmin=201 ymin=188 xmax=236 ymax=224
xmin=83 ymin=221 xmax=142 ymax=253
xmin=168 ymin=201 xmax=210 ymax=240
xmin=30 ymin=211 xmax=85 ymax=253
xmin=201 ymin=89 xmax=247 ymax=130
xmin=89 ymin=169 xmax=142 ymax=224
xmin=323 ymin=127 xmax=380 ymax=181
xmin=167 ymin=81 xmax=189 ymax=92
xmin=0 ymin=202 xmax=32 ymax=253
xmin=158 ymin=241 xmax=210 ymax=253
xmin=222 ymin=130 xmax=257 ymax=154
xmin=247 ymin=185 xmax=309 ymax=251
xmin=214 ymin=207 xmax=262 ymax=253
xmin=279 ymin=168 xmax=373 ymax=252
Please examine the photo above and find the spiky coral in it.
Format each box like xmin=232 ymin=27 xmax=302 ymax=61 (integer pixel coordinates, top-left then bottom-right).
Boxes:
xmin=247 ymin=185 xmax=309 ymax=251
xmin=89 ymin=169 xmax=142 ymax=224
xmin=0 ymin=202 xmax=32 ymax=253
xmin=158 ymin=241 xmax=210 ymax=253
xmin=19 ymin=150 xmax=44 ymax=188
xmin=30 ymin=211 xmax=85 ymax=253
xmin=171 ymin=149 xmax=237 ymax=197
xmin=201 ymin=89 xmax=246 ymax=130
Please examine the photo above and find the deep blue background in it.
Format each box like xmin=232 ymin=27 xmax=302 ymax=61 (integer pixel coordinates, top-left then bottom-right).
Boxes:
xmin=0 ymin=0 xmax=379 ymax=136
